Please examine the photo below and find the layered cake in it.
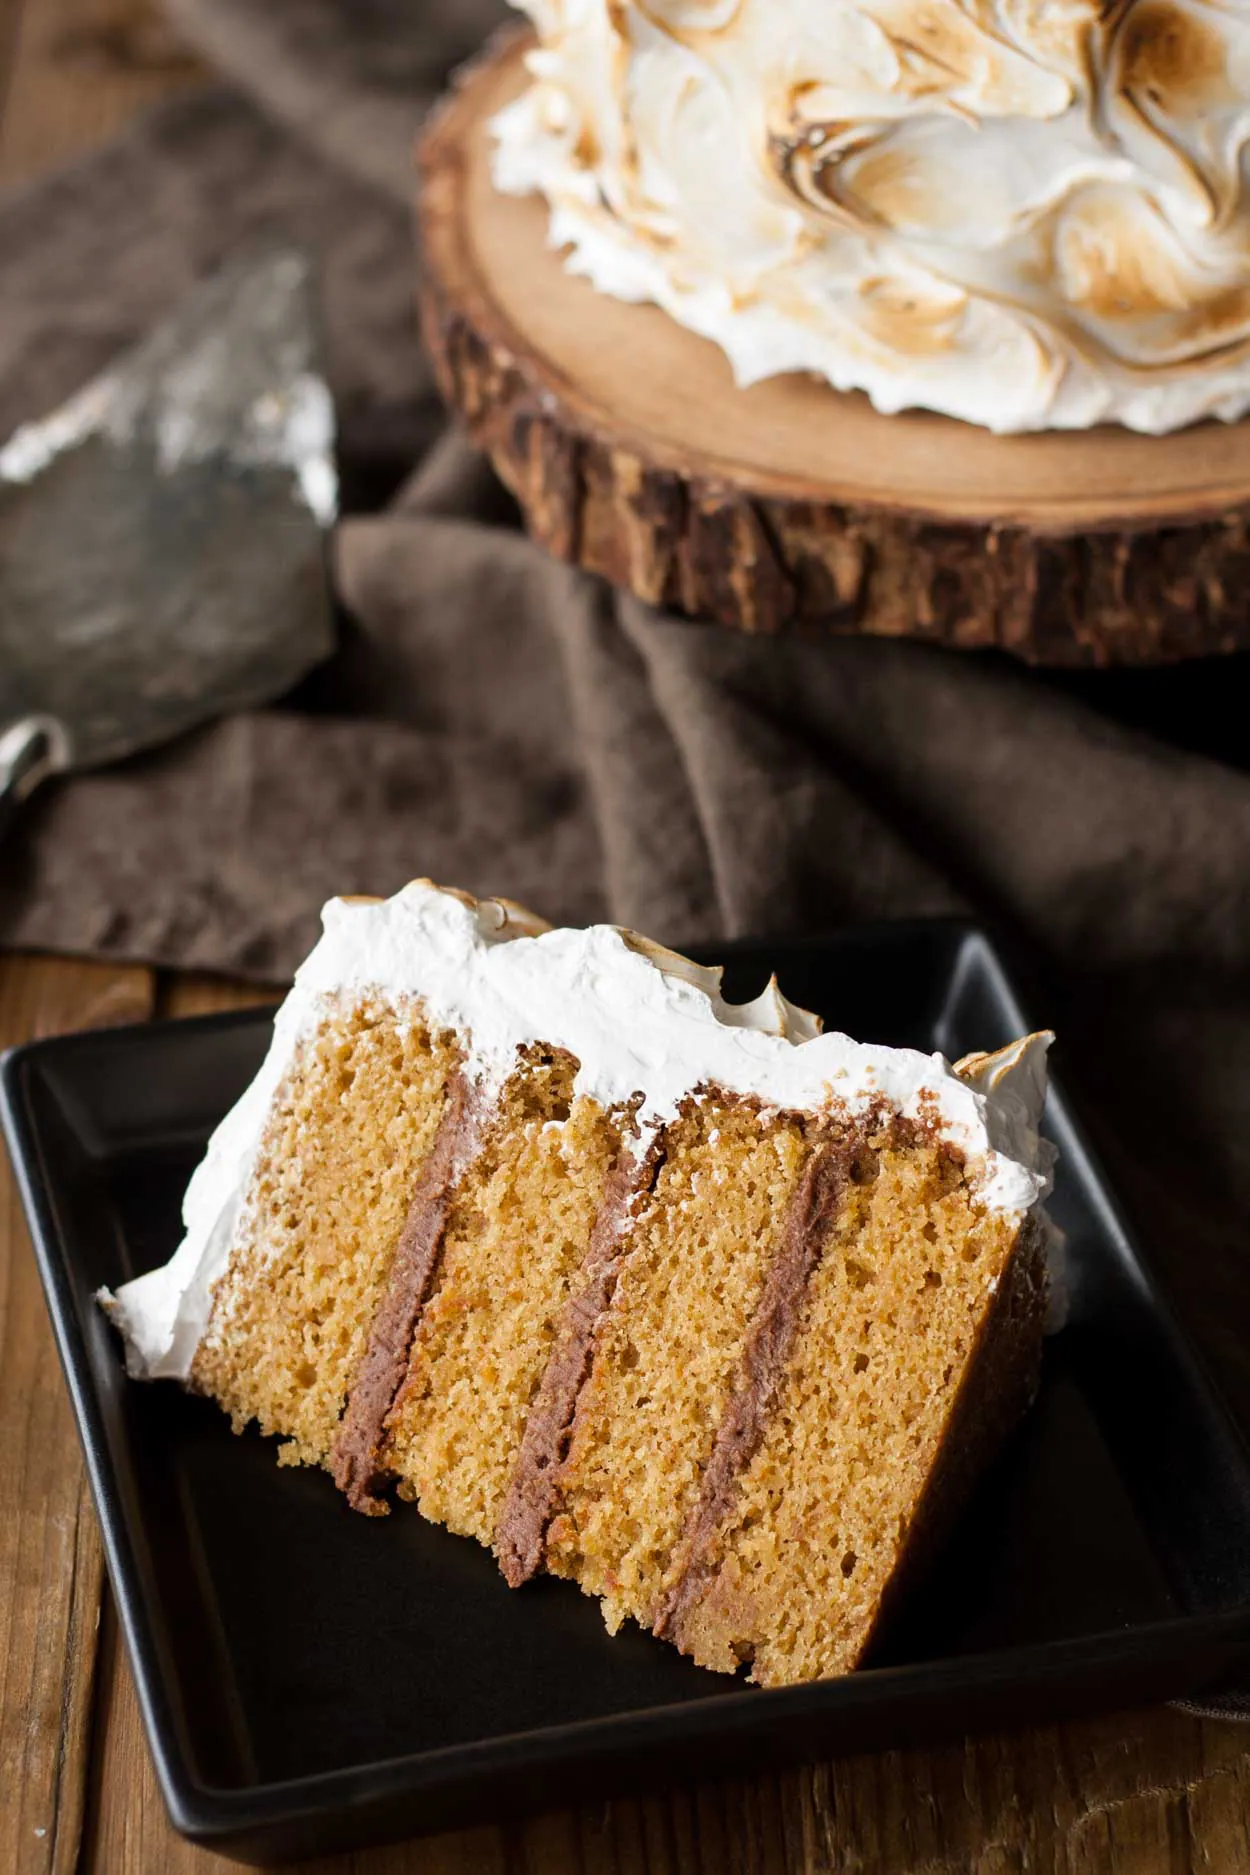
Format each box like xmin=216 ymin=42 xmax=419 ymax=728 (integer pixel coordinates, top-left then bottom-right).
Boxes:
xmin=104 ymin=881 xmax=1055 ymax=1687
xmin=492 ymin=0 xmax=1250 ymax=433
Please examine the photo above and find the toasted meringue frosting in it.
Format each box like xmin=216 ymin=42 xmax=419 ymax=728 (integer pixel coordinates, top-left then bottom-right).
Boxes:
xmin=491 ymin=0 xmax=1250 ymax=433
xmin=101 ymin=880 xmax=1055 ymax=1380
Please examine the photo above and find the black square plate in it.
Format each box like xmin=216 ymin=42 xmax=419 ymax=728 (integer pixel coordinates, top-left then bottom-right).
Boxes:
xmin=5 ymin=922 xmax=1250 ymax=1865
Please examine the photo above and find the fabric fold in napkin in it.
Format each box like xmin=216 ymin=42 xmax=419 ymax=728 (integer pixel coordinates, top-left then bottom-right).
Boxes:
xmin=4 ymin=0 xmax=1250 ymax=1441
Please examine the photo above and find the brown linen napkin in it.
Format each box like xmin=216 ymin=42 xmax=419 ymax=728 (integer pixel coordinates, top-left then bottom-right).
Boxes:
xmin=160 ymin=0 xmax=506 ymax=203
xmin=4 ymin=0 xmax=1250 ymax=1446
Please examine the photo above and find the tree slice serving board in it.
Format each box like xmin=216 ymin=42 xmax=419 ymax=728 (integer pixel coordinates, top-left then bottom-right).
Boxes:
xmin=417 ymin=29 xmax=1250 ymax=667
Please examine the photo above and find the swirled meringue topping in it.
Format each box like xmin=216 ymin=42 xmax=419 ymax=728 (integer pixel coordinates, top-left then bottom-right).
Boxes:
xmin=492 ymin=0 xmax=1250 ymax=433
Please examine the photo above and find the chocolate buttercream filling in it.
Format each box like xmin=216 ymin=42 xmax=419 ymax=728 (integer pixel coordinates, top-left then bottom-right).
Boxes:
xmin=495 ymin=1134 xmax=665 ymax=1588
xmin=331 ymin=1069 xmax=476 ymax=1515
xmin=653 ymin=1127 xmax=864 ymax=1644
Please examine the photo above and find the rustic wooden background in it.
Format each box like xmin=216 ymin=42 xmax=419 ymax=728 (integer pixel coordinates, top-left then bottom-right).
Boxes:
xmin=3 ymin=1 xmax=1250 ymax=1870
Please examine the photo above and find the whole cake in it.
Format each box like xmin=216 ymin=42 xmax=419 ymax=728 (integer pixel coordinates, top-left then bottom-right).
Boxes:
xmin=492 ymin=0 xmax=1250 ymax=433
xmin=104 ymin=881 xmax=1055 ymax=1687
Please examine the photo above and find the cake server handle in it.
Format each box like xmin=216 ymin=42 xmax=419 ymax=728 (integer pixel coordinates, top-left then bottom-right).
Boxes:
xmin=0 ymin=715 xmax=72 ymax=842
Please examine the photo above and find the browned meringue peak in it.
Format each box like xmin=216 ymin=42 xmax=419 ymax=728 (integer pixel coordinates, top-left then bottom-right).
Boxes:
xmin=354 ymin=880 xmax=555 ymax=940
xmin=617 ymin=929 xmax=823 ymax=1041
xmin=955 ymin=1032 xmax=1055 ymax=1206
xmin=445 ymin=886 xmax=555 ymax=941
xmin=494 ymin=0 xmax=1250 ymax=431
xmin=337 ymin=885 xmax=553 ymax=940
xmin=955 ymin=1031 xmax=1052 ymax=1101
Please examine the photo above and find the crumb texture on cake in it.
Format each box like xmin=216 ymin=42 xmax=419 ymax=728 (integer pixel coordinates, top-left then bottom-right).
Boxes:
xmin=102 ymin=880 xmax=1055 ymax=1690
xmin=543 ymin=1096 xmax=810 ymax=1632
xmin=665 ymin=1125 xmax=1028 ymax=1685
xmin=383 ymin=1049 xmax=626 ymax=1545
xmin=190 ymin=995 xmax=459 ymax=1468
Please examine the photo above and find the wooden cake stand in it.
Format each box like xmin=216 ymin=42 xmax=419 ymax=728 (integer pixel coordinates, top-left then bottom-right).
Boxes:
xmin=417 ymin=31 xmax=1250 ymax=667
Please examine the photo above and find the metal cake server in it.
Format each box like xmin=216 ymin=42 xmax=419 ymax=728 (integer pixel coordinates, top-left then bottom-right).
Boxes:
xmin=0 ymin=245 xmax=338 ymax=839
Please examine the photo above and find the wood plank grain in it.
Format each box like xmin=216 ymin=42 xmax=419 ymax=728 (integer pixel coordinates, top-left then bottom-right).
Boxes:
xmin=158 ymin=972 xmax=283 ymax=1021
xmin=0 ymin=955 xmax=154 ymax=1875
xmin=0 ymin=0 xmax=202 ymax=188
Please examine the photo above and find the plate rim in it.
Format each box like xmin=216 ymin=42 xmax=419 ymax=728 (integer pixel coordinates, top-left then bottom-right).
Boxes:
xmin=5 ymin=917 xmax=1250 ymax=1850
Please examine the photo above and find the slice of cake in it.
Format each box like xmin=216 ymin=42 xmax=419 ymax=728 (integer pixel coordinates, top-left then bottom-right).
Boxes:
xmin=103 ymin=880 xmax=1055 ymax=1687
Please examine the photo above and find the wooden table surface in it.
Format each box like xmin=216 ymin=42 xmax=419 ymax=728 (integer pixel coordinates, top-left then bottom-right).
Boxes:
xmin=4 ymin=3 xmax=1250 ymax=1871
